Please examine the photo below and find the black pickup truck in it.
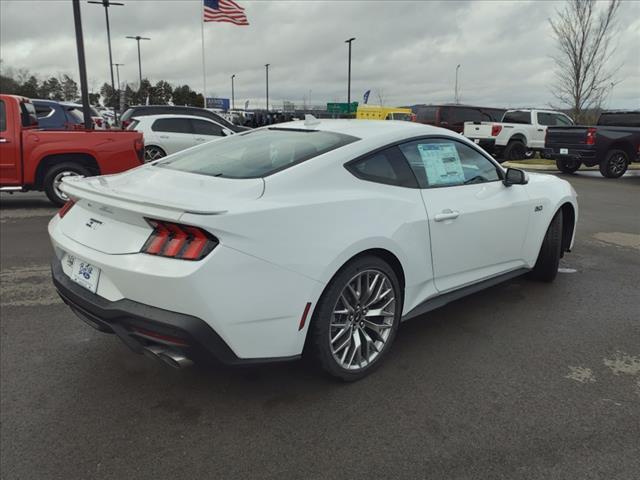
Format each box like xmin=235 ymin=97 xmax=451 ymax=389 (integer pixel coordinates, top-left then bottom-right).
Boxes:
xmin=545 ymin=110 xmax=640 ymax=178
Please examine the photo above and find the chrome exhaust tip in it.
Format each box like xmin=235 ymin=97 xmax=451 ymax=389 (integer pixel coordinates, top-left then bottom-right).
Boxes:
xmin=142 ymin=345 xmax=165 ymax=362
xmin=157 ymin=351 xmax=193 ymax=369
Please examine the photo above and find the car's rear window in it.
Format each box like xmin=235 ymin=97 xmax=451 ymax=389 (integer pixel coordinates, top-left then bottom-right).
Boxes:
xmin=597 ymin=113 xmax=640 ymax=127
xmin=157 ymin=128 xmax=359 ymax=178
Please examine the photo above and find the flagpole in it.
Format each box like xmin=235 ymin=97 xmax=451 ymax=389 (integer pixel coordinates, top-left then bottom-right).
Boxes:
xmin=201 ymin=3 xmax=207 ymax=108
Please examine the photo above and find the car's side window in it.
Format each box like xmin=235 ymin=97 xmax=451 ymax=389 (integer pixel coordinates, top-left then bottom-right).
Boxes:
xmin=152 ymin=118 xmax=192 ymax=134
xmin=0 ymin=100 xmax=6 ymax=132
xmin=399 ymin=139 xmax=501 ymax=188
xmin=346 ymin=146 xmax=418 ymax=188
xmin=191 ymin=119 xmax=224 ymax=136
xmin=554 ymin=114 xmax=573 ymax=126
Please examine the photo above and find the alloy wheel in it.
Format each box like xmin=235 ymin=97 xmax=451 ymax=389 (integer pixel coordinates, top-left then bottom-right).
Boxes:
xmin=53 ymin=171 xmax=80 ymax=202
xmin=610 ymin=153 xmax=627 ymax=176
xmin=144 ymin=146 xmax=165 ymax=162
xmin=329 ymin=269 xmax=396 ymax=371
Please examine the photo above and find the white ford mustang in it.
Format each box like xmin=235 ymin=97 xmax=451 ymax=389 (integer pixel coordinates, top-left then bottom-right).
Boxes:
xmin=49 ymin=118 xmax=578 ymax=380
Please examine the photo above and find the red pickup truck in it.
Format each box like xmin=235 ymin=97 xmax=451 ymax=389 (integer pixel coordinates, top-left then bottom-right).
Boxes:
xmin=0 ymin=95 xmax=144 ymax=206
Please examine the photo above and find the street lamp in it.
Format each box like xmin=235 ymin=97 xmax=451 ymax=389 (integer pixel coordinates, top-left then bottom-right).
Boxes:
xmin=265 ymin=64 xmax=270 ymax=112
xmin=72 ymin=0 xmax=92 ymax=130
xmin=455 ymin=64 xmax=461 ymax=104
xmin=112 ymin=63 xmax=124 ymax=90
xmin=126 ymin=35 xmax=150 ymax=86
xmin=345 ymin=37 xmax=356 ymax=108
xmin=88 ymin=0 xmax=123 ymax=123
xmin=231 ymin=74 xmax=235 ymax=110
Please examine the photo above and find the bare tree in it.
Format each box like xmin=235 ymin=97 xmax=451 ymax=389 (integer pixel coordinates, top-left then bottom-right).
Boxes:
xmin=376 ymin=88 xmax=386 ymax=106
xmin=549 ymin=0 xmax=621 ymax=122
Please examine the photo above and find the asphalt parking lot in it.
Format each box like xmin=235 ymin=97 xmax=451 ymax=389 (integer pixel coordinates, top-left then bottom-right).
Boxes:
xmin=1 ymin=171 xmax=639 ymax=480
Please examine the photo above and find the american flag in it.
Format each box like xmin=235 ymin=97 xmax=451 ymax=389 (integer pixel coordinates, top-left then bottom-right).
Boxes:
xmin=203 ymin=0 xmax=249 ymax=26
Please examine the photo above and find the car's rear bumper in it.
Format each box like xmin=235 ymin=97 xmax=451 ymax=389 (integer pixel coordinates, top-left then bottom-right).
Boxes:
xmin=51 ymin=259 xmax=299 ymax=365
xmin=467 ymin=138 xmax=496 ymax=153
xmin=545 ymin=147 xmax=598 ymax=165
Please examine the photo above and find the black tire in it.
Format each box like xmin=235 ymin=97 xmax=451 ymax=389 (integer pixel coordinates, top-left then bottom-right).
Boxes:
xmin=144 ymin=145 xmax=166 ymax=163
xmin=599 ymin=149 xmax=629 ymax=178
xmin=43 ymin=162 xmax=91 ymax=207
xmin=306 ymin=255 xmax=402 ymax=381
xmin=555 ymin=158 xmax=581 ymax=174
xmin=530 ymin=211 xmax=563 ymax=282
xmin=503 ymin=140 xmax=527 ymax=161
xmin=524 ymin=150 xmax=535 ymax=159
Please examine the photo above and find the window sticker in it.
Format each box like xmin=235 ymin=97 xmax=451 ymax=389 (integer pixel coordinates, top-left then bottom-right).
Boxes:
xmin=417 ymin=143 xmax=465 ymax=186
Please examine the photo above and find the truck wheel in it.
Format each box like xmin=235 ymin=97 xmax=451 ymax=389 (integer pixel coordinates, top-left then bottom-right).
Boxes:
xmin=43 ymin=163 xmax=91 ymax=207
xmin=555 ymin=158 xmax=581 ymax=174
xmin=530 ymin=210 xmax=563 ymax=283
xmin=599 ymin=149 xmax=628 ymax=178
xmin=503 ymin=140 xmax=527 ymax=161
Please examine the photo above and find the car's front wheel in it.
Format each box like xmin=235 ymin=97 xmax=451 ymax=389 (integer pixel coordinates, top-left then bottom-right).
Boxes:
xmin=306 ymin=256 xmax=402 ymax=381
xmin=530 ymin=211 xmax=563 ymax=282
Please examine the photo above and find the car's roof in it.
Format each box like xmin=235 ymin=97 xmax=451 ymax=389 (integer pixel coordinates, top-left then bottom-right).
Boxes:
xmin=268 ymin=119 xmax=448 ymax=140
xmin=135 ymin=114 xmax=219 ymax=121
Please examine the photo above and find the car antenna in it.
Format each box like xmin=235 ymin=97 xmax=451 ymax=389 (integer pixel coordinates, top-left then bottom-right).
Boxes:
xmin=304 ymin=114 xmax=321 ymax=127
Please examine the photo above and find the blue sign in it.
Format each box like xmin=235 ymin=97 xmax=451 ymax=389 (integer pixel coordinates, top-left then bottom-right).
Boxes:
xmin=206 ymin=97 xmax=230 ymax=110
xmin=363 ymin=90 xmax=371 ymax=104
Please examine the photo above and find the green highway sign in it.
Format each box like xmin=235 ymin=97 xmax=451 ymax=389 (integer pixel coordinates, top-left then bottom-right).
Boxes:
xmin=326 ymin=102 xmax=358 ymax=114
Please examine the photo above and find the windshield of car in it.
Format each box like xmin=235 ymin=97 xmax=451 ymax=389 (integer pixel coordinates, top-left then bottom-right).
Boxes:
xmin=156 ymin=128 xmax=359 ymax=178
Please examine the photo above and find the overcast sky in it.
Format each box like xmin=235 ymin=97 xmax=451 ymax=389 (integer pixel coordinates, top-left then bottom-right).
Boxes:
xmin=1 ymin=0 xmax=638 ymax=109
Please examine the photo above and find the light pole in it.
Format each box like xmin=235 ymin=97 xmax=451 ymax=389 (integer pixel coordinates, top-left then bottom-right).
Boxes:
xmin=126 ymin=35 xmax=150 ymax=86
xmin=112 ymin=63 xmax=124 ymax=90
xmin=231 ymin=74 xmax=235 ymax=111
xmin=345 ymin=37 xmax=355 ymax=110
xmin=455 ymin=64 xmax=461 ymax=104
xmin=265 ymin=64 xmax=270 ymax=111
xmin=88 ymin=0 xmax=123 ymax=123
xmin=72 ymin=0 xmax=92 ymax=130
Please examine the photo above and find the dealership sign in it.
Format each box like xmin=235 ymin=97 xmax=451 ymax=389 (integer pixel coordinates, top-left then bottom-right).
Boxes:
xmin=206 ymin=97 xmax=230 ymax=110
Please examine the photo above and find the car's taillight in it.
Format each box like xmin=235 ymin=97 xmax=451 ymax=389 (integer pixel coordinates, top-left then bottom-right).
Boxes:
xmin=491 ymin=124 xmax=503 ymax=136
xmin=58 ymin=199 xmax=76 ymax=218
xmin=134 ymin=137 xmax=144 ymax=163
xmin=586 ymin=127 xmax=597 ymax=145
xmin=141 ymin=219 xmax=218 ymax=260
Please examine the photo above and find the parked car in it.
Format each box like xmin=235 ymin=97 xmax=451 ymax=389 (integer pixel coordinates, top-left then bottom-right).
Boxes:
xmin=49 ymin=117 xmax=578 ymax=380
xmin=356 ymin=105 xmax=414 ymax=121
xmin=412 ymin=104 xmax=506 ymax=133
xmin=545 ymin=110 xmax=640 ymax=178
xmin=32 ymin=99 xmax=108 ymax=130
xmin=127 ymin=114 xmax=235 ymax=161
xmin=120 ymin=105 xmax=249 ymax=133
xmin=0 ymin=95 xmax=144 ymax=205
xmin=463 ymin=109 xmax=574 ymax=161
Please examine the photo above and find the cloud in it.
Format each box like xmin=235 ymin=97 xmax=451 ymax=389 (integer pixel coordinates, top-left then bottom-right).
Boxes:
xmin=1 ymin=0 xmax=638 ymax=109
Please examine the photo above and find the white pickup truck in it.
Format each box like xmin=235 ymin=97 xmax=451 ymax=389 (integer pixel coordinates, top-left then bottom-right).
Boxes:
xmin=463 ymin=109 xmax=574 ymax=161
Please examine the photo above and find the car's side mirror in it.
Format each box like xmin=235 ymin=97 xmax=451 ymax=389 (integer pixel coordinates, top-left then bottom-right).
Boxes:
xmin=222 ymin=128 xmax=233 ymax=136
xmin=503 ymin=167 xmax=528 ymax=186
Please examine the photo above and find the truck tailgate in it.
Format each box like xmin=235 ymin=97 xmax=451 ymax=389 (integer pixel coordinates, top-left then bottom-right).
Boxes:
xmin=545 ymin=127 xmax=589 ymax=148
xmin=463 ymin=122 xmax=495 ymax=139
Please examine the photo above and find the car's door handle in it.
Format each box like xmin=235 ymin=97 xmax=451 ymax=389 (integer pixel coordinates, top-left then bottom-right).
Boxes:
xmin=195 ymin=137 xmax=206 ymax=141
xmin=434 ymin=209 xmax=460 ymax=222
xmin=159 ymin=135 xmax=169 ymax=139
xmin=537 ymin=129 xmax=544 ymax=132
xmin=0 ymin=137 xmax=8 ymax=143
